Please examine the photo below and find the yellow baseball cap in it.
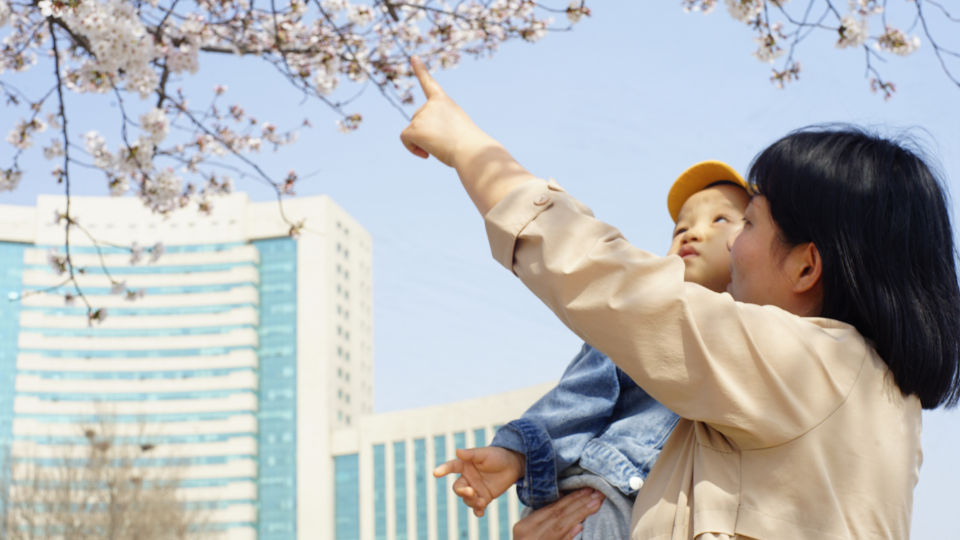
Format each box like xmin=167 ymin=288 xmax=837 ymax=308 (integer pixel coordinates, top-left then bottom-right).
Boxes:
xmin=667 ymin=160 xmax=749 ymax=223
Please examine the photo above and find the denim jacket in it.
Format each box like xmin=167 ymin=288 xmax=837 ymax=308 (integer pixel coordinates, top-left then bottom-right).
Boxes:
xmin=491 ymin=343 xmax=679 ymax=508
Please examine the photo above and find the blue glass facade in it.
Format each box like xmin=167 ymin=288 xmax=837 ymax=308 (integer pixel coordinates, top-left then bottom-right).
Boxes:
xmin=394 ymin=440 xmax=408 ymax=540
xmin=499 ymin=493 xmax=513 ymax=540
xmin=5 ymin=239 xmax=265 ymax=536
xmin=0 ymin=242 xmax=24 ymax=450
xmin=334 ymin=454 xmax=360 ymax=540
xmin=254 ymin=238 xmax=299 ymax=539
xmin=374 ymin=444 xmax=387 ymax=539
xmin=414 ymin=438 xmax=428 ymax=540
xmin=434 ymin=435 xmax=449 ymax=540
xmin=473 ymin=428 xmax=490 ymax=540
xmin=453 ymin=432 xmax=468 ymax=540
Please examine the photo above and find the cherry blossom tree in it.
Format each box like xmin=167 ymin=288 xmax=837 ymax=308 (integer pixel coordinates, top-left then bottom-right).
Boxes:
xmin=1 ymin=420 xmax=209 ymax=539
xmin=3 ymin=1 xmax=955 ymax=323
xmin=684 ymin=0 xmax=959 ymax=99
xmin=0 ymin=0 xmax=591 ymax=322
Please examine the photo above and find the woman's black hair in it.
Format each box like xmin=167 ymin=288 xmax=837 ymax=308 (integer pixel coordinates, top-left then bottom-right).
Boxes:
xmin=749 ymin=126 xmax=960 ymax=409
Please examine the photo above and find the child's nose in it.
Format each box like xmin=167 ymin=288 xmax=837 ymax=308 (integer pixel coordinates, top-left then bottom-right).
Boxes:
xmin=681 ymin=226 xmax=703 ymax=243
xmin=726 ymin=228 xmax=742 ymax=250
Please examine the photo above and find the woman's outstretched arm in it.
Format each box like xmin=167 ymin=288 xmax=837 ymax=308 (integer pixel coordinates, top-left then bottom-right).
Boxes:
xmin=400 ymin=57 xmax=540 ymax=216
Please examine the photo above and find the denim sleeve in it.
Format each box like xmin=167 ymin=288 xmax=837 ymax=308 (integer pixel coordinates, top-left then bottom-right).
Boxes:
xmin=491 ymin=343 xmax=621 ymax=508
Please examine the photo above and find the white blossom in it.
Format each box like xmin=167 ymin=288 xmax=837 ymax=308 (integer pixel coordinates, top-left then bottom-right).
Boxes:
xmin=0 ymin=0 xmax=11 ymax=28
xmin=682 ymin=0 xmax=717 ymax=13
xmin=876 ymin=26 xmax=920 ymax=56
xmin=140 ymin=108 xmax=170 ymax=144
xmin=84 ymin=131 xmax=115 ymax=169
xmin=836 ymin=15 xmax=867 ymax=48
xmin=725 ymin=0 xmax=762 ymax=22
xmin=753 ymin=33 xmax=785 ymax=63
xmin=43 ymin=139 xmax=65 ymax=160
xmin=141 ymin=168 xmax=183 ymax=213
xmin=1 ymin=168 xmax=22 ymax=191
xmin=89 ymin=308 xmax=107 ymax=323
xmin=850 ymin=0 xmax=883 ymax=16
xmin=7 ymin=119 xmax=46 ymax=150
xmin=47 ymin=249 xmax=67 ymax=275
xmin=566 ymin=1 xmax=590 ymax=22
xmin=322 ymin=0 xmax=348 ymax=12
xmin=347 ymin=4 xmax=376 ymax=26
xmin=149 ymin=242 xmax=165 ymax=263
xmin=37 ymin=0 xmax=67 ymax=18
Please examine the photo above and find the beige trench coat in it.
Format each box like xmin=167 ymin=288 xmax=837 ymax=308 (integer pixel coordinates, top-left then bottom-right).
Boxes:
xmin=484 ymin=180 xmax=921 ymax=540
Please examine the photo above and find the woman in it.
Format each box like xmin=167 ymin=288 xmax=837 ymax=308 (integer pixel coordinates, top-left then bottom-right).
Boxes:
xmin=400 ymin=58 xmax=960 ymax=539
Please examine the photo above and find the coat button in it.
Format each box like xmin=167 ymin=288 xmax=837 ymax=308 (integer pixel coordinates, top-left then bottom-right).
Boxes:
xmin=533 ymin=194 xmax=550 ymax=206
xmin=629 ymin=476 xmax=643 ymax=490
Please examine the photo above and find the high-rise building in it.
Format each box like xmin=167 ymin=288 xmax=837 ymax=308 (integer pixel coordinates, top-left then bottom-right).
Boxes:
xmin=0 ymin=193 xmax=374 ymax=539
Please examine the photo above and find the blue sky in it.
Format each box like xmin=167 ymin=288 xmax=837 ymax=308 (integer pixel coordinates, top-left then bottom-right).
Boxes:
xmin=2 ymin=3 xmax=958 ymax=537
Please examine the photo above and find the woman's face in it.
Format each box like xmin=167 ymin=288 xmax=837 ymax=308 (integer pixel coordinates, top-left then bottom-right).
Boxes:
xmin=726 ymin=196 xmax=797 ymax=309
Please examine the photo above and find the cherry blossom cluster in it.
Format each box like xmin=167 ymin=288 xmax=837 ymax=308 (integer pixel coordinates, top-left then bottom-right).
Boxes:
xmin=2 ymin=0 xmax=588 ymax=209
xmin=686 ymin=0 xmax=957 ymax=97
xmin=1 ymin=0 xmax=588 ymax=322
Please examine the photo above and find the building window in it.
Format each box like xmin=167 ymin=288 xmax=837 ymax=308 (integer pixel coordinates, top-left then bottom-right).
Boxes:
xmin=394 ymin=441 xmax=408 ymax=540
xmin=434 ymin=435 xmax=448 ymax=540
xmin=335 ymin=455 xmax=360 ymax=540
xmin=415 ymin=439 xmax=428 ymax=540
xmin=374 ymin=444 xmax=387 ymax=540
xmin=474 ymin=428 xmax=490 ymax=540
xmin=454 ymin=432 xmax=468 ymax=540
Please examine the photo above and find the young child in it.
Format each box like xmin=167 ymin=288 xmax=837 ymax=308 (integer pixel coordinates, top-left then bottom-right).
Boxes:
xmin=434 ymin=160 xmax=751 ymax=538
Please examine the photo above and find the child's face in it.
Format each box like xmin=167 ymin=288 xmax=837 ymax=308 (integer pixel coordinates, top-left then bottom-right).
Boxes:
xmin=668 ymin=183 xmax=750 ymax=293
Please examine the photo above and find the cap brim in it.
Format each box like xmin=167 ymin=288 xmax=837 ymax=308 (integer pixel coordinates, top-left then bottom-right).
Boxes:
xmin=667 ymin=160 xmax=748 ymax=222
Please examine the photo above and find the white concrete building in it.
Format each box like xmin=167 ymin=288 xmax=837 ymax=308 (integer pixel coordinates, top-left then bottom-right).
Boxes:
xmin=0 ymin=193 xmax=373 ymax=540
xmin=330 ymin=383 xmax=553 ymax=540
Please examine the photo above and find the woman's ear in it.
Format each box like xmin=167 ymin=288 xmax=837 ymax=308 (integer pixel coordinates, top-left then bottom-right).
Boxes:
xmin=789 ymin=242 xmax=822 ymax=294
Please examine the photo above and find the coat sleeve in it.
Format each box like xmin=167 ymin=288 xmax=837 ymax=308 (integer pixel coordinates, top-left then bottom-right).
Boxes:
xmin=491 ymin=343 xmax=622 ymax=507
xmin=484 ymin=180 xmax=868 ymax=450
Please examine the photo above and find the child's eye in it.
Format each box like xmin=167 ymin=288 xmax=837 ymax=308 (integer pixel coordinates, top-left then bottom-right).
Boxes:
xmin=714 ymin=216 xmax=730 ymax=224
xmin=673 ymin=227 xmax=687 ymax=238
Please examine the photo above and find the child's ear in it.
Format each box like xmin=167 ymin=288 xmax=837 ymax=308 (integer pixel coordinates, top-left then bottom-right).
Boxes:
xmin=789 ymin=242 xmax=822 ymax=294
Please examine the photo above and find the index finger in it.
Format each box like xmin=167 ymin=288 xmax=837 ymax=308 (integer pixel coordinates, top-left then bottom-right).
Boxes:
xmin=411 ymin=56 xmax=445 ymax=99
xmin=433 ymin=458 xmax=463 ymax=478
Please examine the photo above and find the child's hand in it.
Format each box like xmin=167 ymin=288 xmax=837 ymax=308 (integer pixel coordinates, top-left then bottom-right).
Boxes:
xmin=433 ymin=446 xmax=525 ymax=517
